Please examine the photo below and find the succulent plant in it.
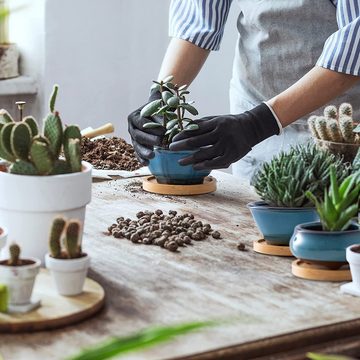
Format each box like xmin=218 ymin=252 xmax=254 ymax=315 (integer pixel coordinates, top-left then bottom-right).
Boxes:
xmin=0 ymin=85 xmax=82 ymax=175
xmin=306 ymin=166 xmax=360 ymax=231
xmin=49 ymin=217 xmax=82 ymax=259
xmin=8 ymin=243 xmax=20 ymax=266
xmin=253 ymin=144 xmax=350 ymax=207
xmin=141 ymin=75 xmax=199 ymax=147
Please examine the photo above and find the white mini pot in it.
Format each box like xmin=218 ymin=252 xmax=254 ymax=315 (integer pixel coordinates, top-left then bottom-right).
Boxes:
xmin=0 ymin=227 xmax=8 ymax=252
xmin=346 ymin=245 xmax=360 ymax=289
xmin=0 ymin=162 xmax=92 ymax=262
xmin=45 ymin=254 xmax=90 ymax=296
xmin=0 ymin=258 xmax=41 ymax=305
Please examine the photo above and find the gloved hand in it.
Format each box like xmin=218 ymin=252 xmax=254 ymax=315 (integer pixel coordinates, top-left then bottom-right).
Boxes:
xmin=169 ymin=103 xmax=281 ymax=170
xmin=128 ymin=91 xmax=165 ymax=165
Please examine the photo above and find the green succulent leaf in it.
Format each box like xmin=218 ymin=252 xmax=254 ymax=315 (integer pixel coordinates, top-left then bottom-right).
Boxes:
xmin=44 ymin=112 xmax=63 ymax=159
xmin=181 ymin=104 xmax=199 ymax=116
xmin=10 ymin=123 xmax=32 ymax=161
xmin=166 ymin=119 xmax=178 ymax=130
xmin=0 ymin=110 xmax=14 ymax=124
xmin=178 ymin=84 xmax=188 ymax=91
xmin=9 ymin=160 xmax=38 ymax=175
xmin=0 ymin=122 xmax=15 ymax=161
xmin=150 ymin=83 xmax=161 ymax=93
xmin=185 ymin=124 xmax=199 ymax=131
xmin=353 ymin=124 xmax=360 ymax=133
xmin=162 ymin=75 xmax=174 ymax=83
xmin=49 ymin=84 xmax=59 ymax=113
xmin=165 ymin=112 xmax=178 ymax=121
xmin=143 ymin=122 xmax=164 ymax=129
xmin=140 ymin=100 xmax=162 ymax=118
xmin=167 ymin=96 xmax=180 ymax=108
xmin=30 ymin=140 xmax=54 ymax=175
xmin=162 ymin=91 xmax=173 ymax=104
xmin=23 ymin=116 xmax=39 ymax=137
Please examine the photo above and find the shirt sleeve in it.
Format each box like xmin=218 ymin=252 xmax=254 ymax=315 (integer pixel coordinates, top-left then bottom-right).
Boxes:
xmin=169 ymin=0 xmax=233 ymax=51
xmin=317 ymin=0 xmax=360 ymax=76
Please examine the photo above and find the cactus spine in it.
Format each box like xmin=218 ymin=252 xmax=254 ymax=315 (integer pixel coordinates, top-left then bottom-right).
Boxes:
xmin=8 ymin=243 xmax=20 ymax=266
xmin=49 ymin=217 xmax=66 ymax=258
xmin=0 ymin=85 xmax=83 ymax=176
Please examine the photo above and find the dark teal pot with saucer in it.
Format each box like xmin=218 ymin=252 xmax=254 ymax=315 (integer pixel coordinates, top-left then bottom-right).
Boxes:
xmin=148 ymin=147 xmax=210 ymax=185
xmin=248 ymin=201 xmax=319 ymax=246
xmin=290 ymin=221 xmax=360 ymax=268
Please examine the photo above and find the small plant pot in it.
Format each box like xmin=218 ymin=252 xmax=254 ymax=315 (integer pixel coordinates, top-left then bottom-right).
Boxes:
xmin=0 ymin=44 xmax=19 ymax=80
xmin=290 ymin=222 xmax=360 ymax=268
xmin=0 ymin=258 xmax=40 ymax=305
xmin=148 ymin=147 xmax=210 ymax=185
xmin=314 ymin=138 xmax=359 ymax=163
xmin=45 ymin=254 xmax=90 ymax=296
xmin=346 ymin=245 xmax=360 ymax=289
xmin=0 ymin=226 xmax=7 ymax=251
xmin=248 ymin=201 xmax=318 ymax=246
xmin=0 ymin=162 xmax=92 ymax=262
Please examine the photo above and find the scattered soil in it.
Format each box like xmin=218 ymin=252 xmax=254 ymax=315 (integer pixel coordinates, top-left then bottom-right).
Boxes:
xmin=108 ymin=209 xmax=222 ymax=253
xmin=0 ymin=259 xmax=35 ymax=267
xmin=237 ymin=242 xmax=246 ymax=251
xmin=81 ymin=137 xmax=141 ymax=171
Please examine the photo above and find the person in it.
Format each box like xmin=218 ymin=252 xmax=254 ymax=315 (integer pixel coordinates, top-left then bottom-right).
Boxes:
xmin=128 ymin=0 xmax=360 ymax=181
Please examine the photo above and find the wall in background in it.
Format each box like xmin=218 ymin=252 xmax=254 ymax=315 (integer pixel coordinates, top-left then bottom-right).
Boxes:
xmin=44 ymin=0 xmax=239 ymax=141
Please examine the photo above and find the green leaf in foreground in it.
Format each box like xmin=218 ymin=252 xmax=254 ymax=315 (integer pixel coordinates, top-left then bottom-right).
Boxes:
xmin=307 ymin=352 xmax=356 ymax=360
xmin=68 ymin=321 xmax=216 ymax=360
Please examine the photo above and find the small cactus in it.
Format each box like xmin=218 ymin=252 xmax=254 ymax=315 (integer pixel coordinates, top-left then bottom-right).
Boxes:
xmin=324 ymin=105 xmax=337 ymax=119
xmin=339 ymin=115 xmax=355 ymax=143
xmin=67 ymin=138 xmax=82 ymax=173
xmin=30 ymin=139 xmax=54 ymax=175
xmin=44 ymin=112 xmax=63 ymax=159
xmin=339 ymin=102 xmax=353 ymax=117
xmin=307 ymin=115 xmax=319 ymax=138
xmin=48 ymin=218 xmax=82 ymax=259
xmin=23 ymin=116 xmax=39 ymax=137
xmin=49 ymin=217 xmax=66 ymax=258
xmin=326 ymin=119 xmax=343 ymax=143
xmin=10 ymin=123 xmax=32 ymax=161
xmin=8 ymin=243 xmax=20 ymax=266
xmin=314 ymin=117 xmax=330 ymax=140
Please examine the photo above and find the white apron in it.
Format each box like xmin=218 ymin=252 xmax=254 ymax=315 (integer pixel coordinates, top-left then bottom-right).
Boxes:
xmin=230 ymin=0 xmax=360 ymax=180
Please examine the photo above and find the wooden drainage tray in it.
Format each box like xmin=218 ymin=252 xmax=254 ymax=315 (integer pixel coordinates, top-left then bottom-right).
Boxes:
xmin=0 ymin=269 xmax=105 ymax=333
xmin=253 ymin=239 xmax=293 ymax=257
xmin=143 ymin=176 xmax=217 ymax=196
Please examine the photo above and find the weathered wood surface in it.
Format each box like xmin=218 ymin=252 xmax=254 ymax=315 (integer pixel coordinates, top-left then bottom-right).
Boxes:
xmin=1 ymin=171 xmax=360 ymax=360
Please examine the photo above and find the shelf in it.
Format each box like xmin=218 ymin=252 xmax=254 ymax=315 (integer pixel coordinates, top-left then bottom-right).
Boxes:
xmin=0 ymin=76 xmax=38 ymax=96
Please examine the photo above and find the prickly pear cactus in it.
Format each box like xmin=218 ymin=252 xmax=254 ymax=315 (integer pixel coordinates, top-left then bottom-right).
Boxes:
xmin=10 ymin=160 xmax=39 ymax=175
xmin=63 ymin=125 xmax=82 ymax=163
xmin=10 ymin=123 xmax=32 ymax=161
xmin=8 ymin=243 xmax=20 ymax=266
xmin=67 ymin=138 xmax=82 ymax=173
xmin=23 ymin=116 xmax=39 ymax=137
xmin=49 ymin=217 xmax=66 ymax=259
xmin=30 ymin=139 xmax=54 ymax=175
xmin=64 ymin=220 xmax=81 ymax=258
xmin=44 ymin=112 xmax=63 ymax=159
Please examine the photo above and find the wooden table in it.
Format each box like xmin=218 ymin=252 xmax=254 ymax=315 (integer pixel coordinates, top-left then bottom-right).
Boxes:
xmin=1 ymin=171 xmax=360 ymax=360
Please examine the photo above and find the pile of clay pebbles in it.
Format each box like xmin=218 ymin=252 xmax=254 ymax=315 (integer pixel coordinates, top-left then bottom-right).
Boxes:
xmin=108 ymin=210 xmax=222 ymax=252
xmin=81 ymin=137 xmax=141 ymax=171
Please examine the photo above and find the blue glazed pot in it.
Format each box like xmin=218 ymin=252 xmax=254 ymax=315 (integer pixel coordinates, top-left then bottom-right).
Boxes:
xmin=248 ymin=201 xmax=319 ymax=246
xmin=148 ymin=147 xmax=211 ymax=185
xmin=290 ymin=222 xmax=360 ymax=266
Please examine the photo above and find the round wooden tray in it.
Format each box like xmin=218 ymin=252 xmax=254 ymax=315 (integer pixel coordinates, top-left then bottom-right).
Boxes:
xmin=143 ymin=176 xmax=217 ymax=196
xmin=0 ymin=269 xmax=105 ymax=333
xmin=253 ymin=239 xmax=293 ymax=257
xmin=292 ymin=259 xmax=351 ymax=282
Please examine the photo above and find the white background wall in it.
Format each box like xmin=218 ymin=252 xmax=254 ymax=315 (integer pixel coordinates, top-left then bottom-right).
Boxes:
xmin=43 ymin=0 xmax=239 ymax=141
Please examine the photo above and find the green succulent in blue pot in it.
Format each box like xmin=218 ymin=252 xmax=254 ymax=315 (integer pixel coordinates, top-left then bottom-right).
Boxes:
xmin=290 ymin=166 xmax=360 ymax=268
xmin=249 ymin=145 xmax=350 ymax=246
xmin=141 ymin=76 xmax=210 ymax=185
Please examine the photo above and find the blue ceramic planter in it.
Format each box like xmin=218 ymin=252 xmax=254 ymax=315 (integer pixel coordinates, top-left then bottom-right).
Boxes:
xmin=148 ymin=147 xmax=210 ymax=185
xmin=248 ymin=201 xmax=319 ymax=246
xmin=290 ymin=222 xmax=360 ymax=265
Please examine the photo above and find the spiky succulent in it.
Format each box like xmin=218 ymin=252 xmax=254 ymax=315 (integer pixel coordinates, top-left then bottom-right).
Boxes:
xmin=0 ymin=85 xmax=82 ymax=175
xmin=49 ymin=217 xmax=82 ymax=259
xmin=8 ymin=243 xmax=20 ymax=266
xmin=141 ymin=75 xmax=199 ymax=147
xmin=253 ymin=144 xmax=350 ymax=207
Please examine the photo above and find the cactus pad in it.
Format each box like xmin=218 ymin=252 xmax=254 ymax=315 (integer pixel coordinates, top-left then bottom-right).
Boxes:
xmin=30 ymin=140 xmax=54 ymax=175
xmin=9 ymin=243 xmax=20 ymax=266
xmin=51 ymin=159 xmax=71 ymax=175
xmin=49 ymin=84 xmax=59 ymax=113
xmin=44 ymin=112 xmax=63 ymax=159
xmin=64 ymin=221 xmax=81 ymax=258
xmin=0 ymin=109 xmax=14 ymax=124
xmin=49 ymin=217 xmax=66 ymax=259
xmin=10 ymin=160 xmax=39 ymax=175
xmin=23 ymin=116 xmax=39 ymax=137
xmin=67 ymin=138 xmax=82 ymax=173
xmin=0 ymin=122 xmax=16 ymax=162
xmin=63 ymin=125 xmax=82 ymax=163
xmin=10 ymin=123 xmax=32 ymax=161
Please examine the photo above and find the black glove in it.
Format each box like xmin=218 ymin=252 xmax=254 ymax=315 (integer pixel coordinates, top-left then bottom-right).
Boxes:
xmin=169 ymin=103 xmax=280 ymax=170
xmin=128 ymin=91 xmax=165 ymax=165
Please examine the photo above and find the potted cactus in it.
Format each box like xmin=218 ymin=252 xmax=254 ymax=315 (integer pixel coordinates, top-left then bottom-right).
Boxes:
xmin=0 ymin=243 xmax=41 ymax=309
xmin=308 ymin=103 xmax=360 ymax=163
xmin=141 ymin=76 xmax=210 ymax=185
xmin=0 ymin=85 xmax=92 ymax=261
xmin=0 ymin=1 xmax=19 ymax=79
xmin=248 ymin=144 xmax=350 ymax=246
xmin=290 ymin=166 xmax=360 ymax=268
xmin=45 ymin=217 xmax=90 ymax=296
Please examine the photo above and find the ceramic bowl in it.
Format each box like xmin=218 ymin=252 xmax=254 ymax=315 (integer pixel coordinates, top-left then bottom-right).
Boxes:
xmin=248 ymin=201 xmax=319 ymax=246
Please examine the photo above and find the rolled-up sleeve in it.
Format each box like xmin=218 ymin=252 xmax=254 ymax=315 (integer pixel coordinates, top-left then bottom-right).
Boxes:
xmin=169 ymin=0 xmax=233 ymax=51
xmin=317 ymin=0 xmax=360 ymax=75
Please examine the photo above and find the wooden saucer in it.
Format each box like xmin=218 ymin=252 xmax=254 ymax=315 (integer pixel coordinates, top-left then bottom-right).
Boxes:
xmin=0 ymin=269 xmax=105 ymax=333
xmin=253 ymin=239 xmax=293 ymax=257
xmin=292 ymin=259 xmax=351 ymax=282
xmin=143 ymin=176 xmax=217 ymax=196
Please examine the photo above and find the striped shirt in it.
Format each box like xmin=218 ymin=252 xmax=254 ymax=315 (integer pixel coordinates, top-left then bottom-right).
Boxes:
xmin=169 ymin=0 xmax=360 ymax=76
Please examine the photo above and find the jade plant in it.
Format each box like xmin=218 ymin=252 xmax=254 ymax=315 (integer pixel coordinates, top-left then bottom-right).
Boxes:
xmin=140 ymin=75 xmax=199 ymax=147
xmin=253 ymin=144 xmax=350 ymax=207
xmin=49 ymin=217 xmax=83 ymax=259
xmin=306 ymin=166 xmax=360 ymax=231
xmin=0 ymin=85 xmax=82 ymax=175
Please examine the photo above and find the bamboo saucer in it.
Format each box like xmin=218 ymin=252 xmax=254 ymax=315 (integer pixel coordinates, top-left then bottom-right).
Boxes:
xmin=292 ymin=259 xmax=351 ymax=282
xmin=142 ymin=176 xmax=217 ymax=196
xmin=253 ymin=239 xmax=293 ymax=257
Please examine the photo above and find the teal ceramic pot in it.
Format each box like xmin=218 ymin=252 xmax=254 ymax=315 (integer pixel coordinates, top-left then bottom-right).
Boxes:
xmin=248 ymin=201 xmax=319 ymax=246
xmin=290 ymin=222 xmax=360 ymax=266
xmin=148 ymin=147 xmax=210 ymax=185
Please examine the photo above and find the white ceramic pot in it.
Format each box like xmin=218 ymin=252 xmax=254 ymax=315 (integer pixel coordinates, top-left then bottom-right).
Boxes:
xmin=45 ymin=254 xmax=90 ymax=296
xmin=0 ymin=258 xmax=41 ymax=305
xmin=346 ymin=245 xmax=360 ymax=289
xmin=0 ymin=227 xmax=8 ymax=252
xmin=0 ymin=162 xmax=92 ymax=262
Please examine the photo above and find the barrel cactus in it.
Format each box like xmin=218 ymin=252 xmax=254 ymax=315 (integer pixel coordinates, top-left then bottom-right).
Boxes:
xmin=0 ymin=85 xmax=82 ymax=175
xmin=49 ymin=217 xmax=82 ymax=259
xmin=253 ymin=144 xmax=350 ymax=207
